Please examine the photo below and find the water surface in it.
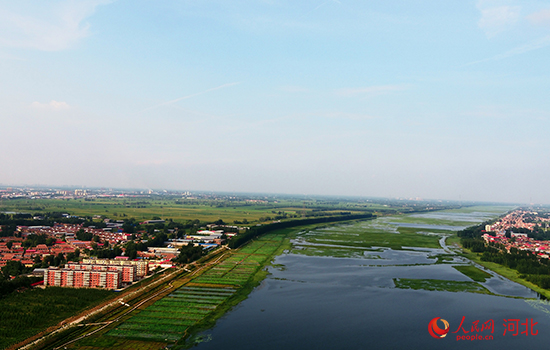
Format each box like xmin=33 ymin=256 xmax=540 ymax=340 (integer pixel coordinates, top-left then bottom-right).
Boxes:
xmin=191 ymin=207 xmax=550 ymax=349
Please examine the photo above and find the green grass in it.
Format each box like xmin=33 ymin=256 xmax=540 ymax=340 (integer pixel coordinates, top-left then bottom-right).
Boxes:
xmin=446 ymin=234 xmax=461 ymax=248
xmin=385 ymin=216 xmax=474 ymax=227
xmin=460 ymin=249 xmax=550 ymax=299
xmin=393 ymin=278 xmax=491 ymax=294
xmin=453 ymin=265 xmax=492 ymax=282
xmin=291 ymin=223 xmax=442 ymax=253
xmin=0 ymin=287 xmax=113 ymax=350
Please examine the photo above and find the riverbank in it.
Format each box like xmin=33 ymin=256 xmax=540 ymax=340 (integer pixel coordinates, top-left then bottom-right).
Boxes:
xmin=458 ymin=247 xmax=550 ymax=299
xmin=176 ymin=229 xmax=294 ymax=348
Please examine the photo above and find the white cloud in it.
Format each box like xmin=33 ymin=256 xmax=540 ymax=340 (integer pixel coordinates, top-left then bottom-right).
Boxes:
xmin=0 ymin=0 xmax=112 ymax=51
xmin=31 ymin=100 xmax=71 ymax=110
xmin=476 ymin=1 xmax=521 ymax=37
xmin=527 ymin=9 xmax=550 ymax=26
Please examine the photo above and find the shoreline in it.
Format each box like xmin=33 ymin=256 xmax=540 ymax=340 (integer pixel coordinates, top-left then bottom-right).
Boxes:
xmin=446 ymin=235 xmax=550 ymax=300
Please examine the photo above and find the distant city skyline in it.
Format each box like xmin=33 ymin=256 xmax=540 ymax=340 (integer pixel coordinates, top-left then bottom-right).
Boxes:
xmin=1 ymin=1 xmax=550 ymax=204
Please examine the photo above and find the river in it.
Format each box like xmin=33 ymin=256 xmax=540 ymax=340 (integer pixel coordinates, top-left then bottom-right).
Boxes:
xmin=189 ymin=207 xmax=550 ymax=349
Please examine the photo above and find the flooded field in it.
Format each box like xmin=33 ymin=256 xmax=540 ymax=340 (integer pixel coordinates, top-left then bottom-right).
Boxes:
xmin=190 ymin=206 xmax=550 ymax=349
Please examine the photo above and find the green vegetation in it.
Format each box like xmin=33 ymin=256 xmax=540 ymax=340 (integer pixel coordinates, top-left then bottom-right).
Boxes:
xmin=228 ymin=213 xmax=375 ymax=249
xmin=393 ymin=278 xmax=491 ymax=294
xmin=460 ymin=249 xmax=550 ymax=300
xmin=291 ymin=223 xmax=443 ymax=254
xmin=446 ymin=234 xmax=461 ymax=248
xmin=433 ymin=254 xmax=457 ymax=264
xmin=0 ymin=287 xmax=113 ymax=349
xmin=452 ymin=265 xmax=492 ymax=282
xmin=385 ymin=216 xmax=473 ymax=228
xmin=0 ymin=197 xmax=375 ymax=225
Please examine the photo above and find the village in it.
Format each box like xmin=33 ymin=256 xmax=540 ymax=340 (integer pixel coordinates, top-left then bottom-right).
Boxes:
xmin=482 ymin=209 xmax=550 ymax=259
xmin=0 ymin=220 xmax=236 ymax=290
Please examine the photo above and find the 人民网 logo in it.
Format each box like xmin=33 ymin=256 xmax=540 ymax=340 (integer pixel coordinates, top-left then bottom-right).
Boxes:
xmin=428 ymin=317 xmax=450 ymax=339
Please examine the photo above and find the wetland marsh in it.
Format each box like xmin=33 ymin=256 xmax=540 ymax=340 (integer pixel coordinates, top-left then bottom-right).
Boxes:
xmin=190 ymin=206 xmax=550 ymax=349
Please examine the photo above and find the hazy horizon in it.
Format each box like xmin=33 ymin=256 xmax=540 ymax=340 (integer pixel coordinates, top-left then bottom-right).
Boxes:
xmin=2 ymin=1 xmax=549 ymax=204
xmin=0 ymin=182 xmax=527 ymax=207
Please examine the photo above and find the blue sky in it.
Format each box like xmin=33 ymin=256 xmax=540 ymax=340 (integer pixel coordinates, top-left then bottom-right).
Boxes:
xmin=1 ymin=0 xmax=550 ymax=204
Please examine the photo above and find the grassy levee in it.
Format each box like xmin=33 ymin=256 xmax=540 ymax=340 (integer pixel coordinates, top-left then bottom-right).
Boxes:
xmin=452 ymin=265 xmax=492 ymax=282
xmin=446 ymin=234 xmax=461 ymax=248
xmin=459 ymin=247 xmax=550 ymax=299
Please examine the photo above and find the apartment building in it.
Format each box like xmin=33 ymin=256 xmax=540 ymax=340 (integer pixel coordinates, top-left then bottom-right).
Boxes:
xmin=44 ymin=267 xmax=121 ymax=289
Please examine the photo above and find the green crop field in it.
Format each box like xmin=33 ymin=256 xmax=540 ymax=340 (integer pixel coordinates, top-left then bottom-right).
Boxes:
xmin=91 ymin=233 xmax=290 ymax=346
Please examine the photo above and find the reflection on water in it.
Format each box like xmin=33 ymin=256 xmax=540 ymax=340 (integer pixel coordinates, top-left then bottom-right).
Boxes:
xmin=409 ymin=211 xmax=501 ymax=222
xmin=388 ymin=222 xmax=470 ymax=231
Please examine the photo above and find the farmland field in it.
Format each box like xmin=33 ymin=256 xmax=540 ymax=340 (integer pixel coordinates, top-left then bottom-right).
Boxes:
xmin=0 ymin=197 xmax=373 ymax=224
xmin=53 ymin=230 xmax=293 ymax=349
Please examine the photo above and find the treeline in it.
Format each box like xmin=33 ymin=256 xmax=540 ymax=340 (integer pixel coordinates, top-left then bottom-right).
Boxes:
xmin=0 ymin=261 xmax=42 ymax=298
xmin=0 ymin=213 xmax=88 ymax=237
xmin=480 ymin=245 xmax=550 ymax=290
xmin=457 ymin=223 xmax=487 ymax=240
xmin=526 ymin=226 xmax=550 ymax=241
xmin=228 ymin=213 xmax=375 ymax=249
xmin=172 ymin=243 xmax=205 ymax=264
xmin=124 ymin=231 xmax=173 ymax=259
xmin=0 ymin=276 xmax=43 ymax=298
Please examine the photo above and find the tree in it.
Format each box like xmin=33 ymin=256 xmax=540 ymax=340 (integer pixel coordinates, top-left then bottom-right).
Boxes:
xmin=6 ymin=241 xmax=13 ymax=250
xmin=41 ymin=255 xmax=55 ymax=267
xmin=54 ymin=253 xmax=65 ymax=266
xmin=125 ymin=242 xmax=138 ymax=259
xmin=76 ymin=229 xmax=93 ymax=241
xmin=173 ymin=243 xmax=205 ymax=264
xmin=33 ymin=255 xmax=42 ymax=266
xmin=2 ymin=260 xmax=26 ymax=278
